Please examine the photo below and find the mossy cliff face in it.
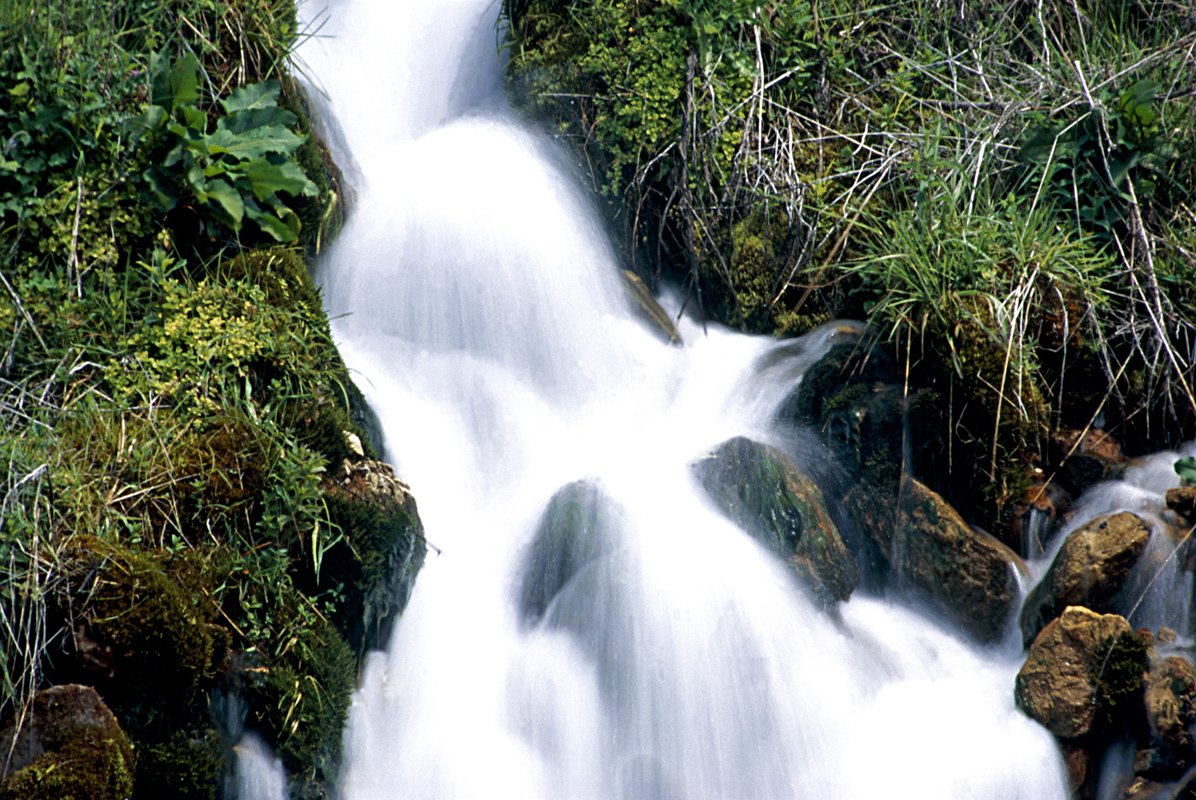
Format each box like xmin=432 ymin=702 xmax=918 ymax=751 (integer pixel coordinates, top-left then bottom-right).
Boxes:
xmin=0 ymin=3 xmax=424 ymax=799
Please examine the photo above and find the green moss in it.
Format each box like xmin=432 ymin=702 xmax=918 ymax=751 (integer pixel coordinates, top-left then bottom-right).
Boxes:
xmin=245 ymin=615 xmax=355 ymax=799
xmin=133 ymin=728 xmax=225 ymax=800
xmin=0 ymin=727 xmax=135 ymax=800
xmin=1092 ymin=629 xmax=1149 ymax=734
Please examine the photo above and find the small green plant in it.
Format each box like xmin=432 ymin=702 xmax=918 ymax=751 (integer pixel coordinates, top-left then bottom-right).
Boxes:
xmin=138 ymin=51 xmax=317 ymax=244
xmin=1175 ymin=456 xmax=1196 ymax=487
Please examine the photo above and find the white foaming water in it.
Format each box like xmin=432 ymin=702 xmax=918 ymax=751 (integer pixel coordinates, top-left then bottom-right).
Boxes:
xmin=282 ymin=1 xmax=1072 ymax=798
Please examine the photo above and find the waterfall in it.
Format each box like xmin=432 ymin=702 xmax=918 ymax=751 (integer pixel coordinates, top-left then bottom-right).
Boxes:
xmin=276 ymin=1 xmax=1074 ymax=797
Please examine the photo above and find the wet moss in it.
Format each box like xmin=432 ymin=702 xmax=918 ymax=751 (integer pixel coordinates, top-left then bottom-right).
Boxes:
xmin=0 ymin=726 xmax=134 ymax=800
xmin=133 ymin=728 xmax=225 ymax=800
xmin=244 ymin=615 xmax=355 ymax=799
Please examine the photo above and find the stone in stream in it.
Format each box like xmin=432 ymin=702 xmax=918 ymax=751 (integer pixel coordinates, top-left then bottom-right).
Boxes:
xmin=518 ymin=480 xmax=626 ymax=626
xmin=691 ymin=436 xmax=857 ymax=607
xmin=1138 ymin=650 xmax=1196 ymax=780
xmin=890 ymin=479 xmax=1025 ymax=644
xmin=1016 ymin=606 xmax=1147 ymax=742
xmin=1019 ymin=511 xmax=1152 ymax=647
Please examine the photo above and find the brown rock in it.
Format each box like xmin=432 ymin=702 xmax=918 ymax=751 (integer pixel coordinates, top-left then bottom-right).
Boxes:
xmin=1165 ymin=487 xmax=1196 ymax=527
xmin=1140 ymin=654 xmax=1196 ymax=778
xmin=1020 ymin=512 xmax=1152 ymax=645
xmin=1016 ymin=606 xmax=1147 ymax=740
xmin=892 ymin=480 xmax=1024 ymax=643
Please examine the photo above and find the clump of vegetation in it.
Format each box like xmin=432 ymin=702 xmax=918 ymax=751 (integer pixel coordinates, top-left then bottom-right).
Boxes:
xmin=0 ymin=1 xmax=419 ymax=798
xmin=502 ymin=0 xmax=1196 ymax=529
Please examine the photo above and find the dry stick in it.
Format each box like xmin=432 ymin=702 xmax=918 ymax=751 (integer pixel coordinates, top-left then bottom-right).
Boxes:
xmin=68 ymin=179 xmax=83 ymax=298
xmin=0 ymin=268 xmax=47 ymax=352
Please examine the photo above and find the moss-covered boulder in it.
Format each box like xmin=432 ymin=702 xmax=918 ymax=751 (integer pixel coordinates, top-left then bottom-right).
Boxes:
xmin=518 ymin=480 xmax=626 ymax=626
xmin=319 ymin=457 xmax=426 ymax=655
xmin=1016 ymin=606 xmax=1148 ymax=741
xmin=0 ymin=684 xmax=135 ymax=800
xmin=1019 ymin=512 xmax=1152 ymax=646
xmin=691 ymin=437 xmax=857 ymax=606
xmin=892 ymin=480 xmax=1024 ymax=643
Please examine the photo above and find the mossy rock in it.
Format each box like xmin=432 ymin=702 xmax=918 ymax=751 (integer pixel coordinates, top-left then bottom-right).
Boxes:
xmin=691 ymin=437 xmax=857 ymax=606
xmin=0 ymin=685 xmax=135 ymax=800
xmin=318 ymin=458 xmax=426 ymax=655
xmin=518 ymin=480 xmax=626 ymax=626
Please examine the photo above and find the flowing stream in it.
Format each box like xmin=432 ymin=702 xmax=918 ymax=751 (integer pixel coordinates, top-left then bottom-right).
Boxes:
xmin=270 ymin=1 xmax=1075 ymax=797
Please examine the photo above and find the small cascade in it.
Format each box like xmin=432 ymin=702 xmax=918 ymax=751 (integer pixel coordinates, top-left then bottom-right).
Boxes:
xmin=233 ymin=735 xmax=288 ymax=800
xmin=285 ymin=1 xmax=1074 ymax=798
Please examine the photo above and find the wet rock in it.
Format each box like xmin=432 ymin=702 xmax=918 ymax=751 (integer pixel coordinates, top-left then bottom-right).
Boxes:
xmin=621 ymin=270 xmax=682 ymax=345
xmin=1016 ymin=606 xmax=1148 ymax=741
xmin=1165 ymin=487 xmax=1196 ymax=527
xmin=692 ymin=437 xmax=857 ymax=606
xmin=0 ymin=684 xmax=135 ymax=800
xmin=1051 ymin=428 xmax=1128 ymax=497
xmin=1020 ymin=512 xmax=1152 ymax=646
xmin=1139 ymin=653 xmax=1196 ymax=779
xmin=519 ymin=480 xmax=625 ymax=625
xmin=892 ymin=480 xmax=1024 ymax=643
xmin=321 ymin=458 xmax=426 ymax=654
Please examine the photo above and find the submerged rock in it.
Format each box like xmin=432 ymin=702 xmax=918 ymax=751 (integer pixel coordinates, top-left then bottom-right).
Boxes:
xmin=0 ymin=684 xmax=135 ymax=800
xmin=892 ymin=480 xmax=1023 ymax=643
xmin=691 ymin=436 xmax=857 ymax=606
xmin=518 ymin=480 xmax=625 ymax=626
xmin=1016 ymin=606 xmax=1147 ymax=741
xmin=1019 ymin=512 xmax=1152 ymax=646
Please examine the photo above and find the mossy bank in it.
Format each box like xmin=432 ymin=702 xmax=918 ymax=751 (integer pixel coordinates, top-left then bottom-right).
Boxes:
xmin=502 ymin=0 xmax=1196 ymax=532
xmin=0 ymin=2 xmax=423 ymax=798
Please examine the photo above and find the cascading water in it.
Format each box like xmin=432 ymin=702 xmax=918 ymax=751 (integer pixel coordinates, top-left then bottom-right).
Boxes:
xmin=273 ymin=1 xmax=1074 ymax=797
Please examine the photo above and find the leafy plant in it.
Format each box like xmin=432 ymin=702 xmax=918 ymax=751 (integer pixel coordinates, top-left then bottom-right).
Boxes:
xmin=139 ymin=51 xmax=317 ymax=244
xmin=1175 ymin=456 xmax=1196 ymax=487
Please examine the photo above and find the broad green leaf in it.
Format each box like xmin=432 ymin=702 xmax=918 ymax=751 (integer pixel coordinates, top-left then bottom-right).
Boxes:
xmin=245 ymin=197 xmax=300 ymax=242
xmin=221 ymin=80 xmax=282 ymax=114
xmin=240 ymin=158 xmax=317 ymax=201
xmin=152 ymin=51 xmax=200 ymax=112
xmin=142 ymin=167 xmax=180 ymax=212
xmin=221 ymin=106 xmax=298 ymax=135
xmin=199 ymin=178 xmax=245 ymax=229
xmin=206 ymin=124 xmax=304 ymax=160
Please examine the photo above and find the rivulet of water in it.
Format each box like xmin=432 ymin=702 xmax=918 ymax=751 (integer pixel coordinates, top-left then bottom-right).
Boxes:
xmin=231 ymin=1 xmax=1075 ymax=797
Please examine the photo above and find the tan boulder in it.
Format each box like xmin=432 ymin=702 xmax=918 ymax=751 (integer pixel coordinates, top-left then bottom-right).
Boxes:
xmin=1015 ymin=606 xmax=1147 ymax=740
xmin=1020 ymin=511 xmax=1152 ymax=645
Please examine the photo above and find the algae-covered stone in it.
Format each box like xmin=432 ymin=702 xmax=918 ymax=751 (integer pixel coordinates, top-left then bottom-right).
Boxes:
xmin=691 ymin=436 xmax=857 ymax=606
xmin=320 ymin=457 xmax=426 ymax=654
xmin=518 ymin=480 xmax=625 ymax=626
xmin=893 ymin=480 xmax=1023 ymax=643
xmin=1019 ymin=512 xmax=1152 ymax=646
xmin=133 ymin=727 xmax=225 ymax=800
xmin=0 ymin=684 xmax=134 ymax=800
xmin=1015 ymin=606 xmax=1147 ymax=740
